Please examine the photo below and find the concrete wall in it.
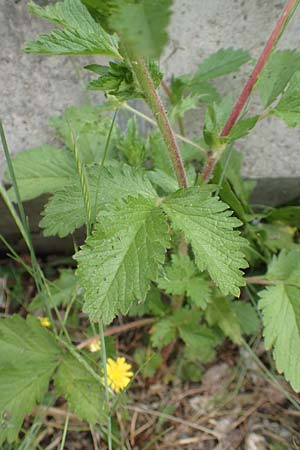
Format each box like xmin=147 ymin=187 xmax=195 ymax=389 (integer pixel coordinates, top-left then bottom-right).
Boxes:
xmin=1 ymin=0 xmax=300 ymax=252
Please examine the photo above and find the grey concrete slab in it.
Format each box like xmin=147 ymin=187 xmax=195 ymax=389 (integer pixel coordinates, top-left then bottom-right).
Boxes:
xmin=1 ymin=0 xmax=300 ymax=178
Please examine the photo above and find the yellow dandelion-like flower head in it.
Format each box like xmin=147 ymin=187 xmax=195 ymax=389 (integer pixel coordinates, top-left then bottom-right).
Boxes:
xmin=106 ymin=357 xmax=133 ymax=394
xmin=38 ymin=316 xmax=51 ymax=328
xmin=88 ymin=339 xmax=101 ymax=353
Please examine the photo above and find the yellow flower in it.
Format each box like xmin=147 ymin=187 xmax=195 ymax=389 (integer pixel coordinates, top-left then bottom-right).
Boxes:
xmin=105 ymin=357 xmax=134 ymax=394
xmin=38 ymin=316 xmax=51 ymax=328
xmin=88 ymin=339 xmax=101 ymax=353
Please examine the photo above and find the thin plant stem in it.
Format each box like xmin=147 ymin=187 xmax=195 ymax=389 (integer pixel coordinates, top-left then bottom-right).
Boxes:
xmin=93 ymin=110 xmax=118 ymax=224
xmin=66 ymin=114 xmax=114 ymax=446
xmin=55 ymin=333 xmax=105 ymax=386
xmin=122 ymin=103 xmax=206 ymax=154
xmin=0 ymin=234 xmax=34 ymax=275
xmin=59 ymin=411 xmax=70 ymax=450
xmin=67 ymin=122 xmax=92 ymax=236
xmin=161 ymin=79 xmax=186 ymax=136
xmin=0 ymin=121 xmax=58 ymax=329
xmin=128 ymin=57 xmax=187 ymax=188
xmin=242 ymin=339 xmax=300 ymax=411
xmin=76 ymin=318 xmax=155 ymax=350
xmin=202 ymin=0 xmax=300 ymax=181
xmin=99 ymin=319 xmax=112 ymax=450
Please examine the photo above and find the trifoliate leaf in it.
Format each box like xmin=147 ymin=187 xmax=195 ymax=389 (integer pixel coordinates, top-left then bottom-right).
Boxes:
xmin=75 ymin=195 xmax=170 ymax=323
xmin=54 ymin=354 xmax=107 ymax=423
xmin=25 ymin=0 xmax=120 ymax=57
xmin=109 ymin=0 xmax=172 ymax=58
xmin=50 ymin=105 xmax=120 ymax=164
xmin=191 ymin=48 xmax=251 ymax=83
xmin=40 ymin=164 xmax=156 ymax=237
xmin=231 ymin=302 xmax=260 ymax=335
xmin=5 ymin=146 xmax=76 ymax=202
xmin=29 ymin=269 xmax=80 ymax=312
xmin=158 ymin=254 xmax=211 ymax=309
xmin=162 ymin=187 xmax=248 ymax=297
xmin=257 ymin=50 xmax=300 ymax=107
xmin=205 ymin=297 xmax=242 ymax=344
xmin=273 ymin=72 xmax=300 ymax=127
xmin=259 ymin=250 xmax=300 ymax=391
xmin=0 ymin=315 xmax=60 ymax=444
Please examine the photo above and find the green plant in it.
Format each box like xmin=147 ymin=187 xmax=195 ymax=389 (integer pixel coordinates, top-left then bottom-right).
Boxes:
xmin=1 ymin=0 xmax=300 ymax=447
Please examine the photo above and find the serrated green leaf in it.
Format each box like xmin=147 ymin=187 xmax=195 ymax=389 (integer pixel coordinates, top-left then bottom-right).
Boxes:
xmin=75 ymin=195 xmax=170 ymax=323
xmin=168 ymin=95 xmax=199 ymax=122
xmin=188 ymin=81 xmax=220 ymax=104
xmin=231 ymin=302 xmax=260 ymax=335
xmin=54 ymin=354 xmax=107 ymax=423
xmin=228 ymin=115 xmax=259 ymax=141
xmin=259 ymin=250 xmax=300 ymax=391
xmin=212 ymin=148 xmax=256 ymax=221
xmin=267 ymin=206 xmax=300 ymax=227
xmin=266 ymin=249 xmax=300 ymax=285
xmin=191 ymin=48 xmax=251 ymax=83
xmin=110 ymin=0 xmax=172 ymax=58
xmin=179 ymin=323 xmax=217 ymax=363
xmin=205 ymin=297 xmax=242 ymax=344
xmin=149 ymin=132 xmax=174 ymax=178
xmin=0 ymin=315 xmax=60 ymax=444
xmin=87 ymin=60 xmax=162 ymax=101
xmin=128 ymin=286 xmax=169 ymax=317
xmin=5 ymin=146 xmax=76 ymax=202
xmin=25 ymin=0 xmax=120 ymax=57
xmin=259 ymin=284 xmax=300 ymax=391
xmin=40 ymin=163 xmax=156 ymax=237
xmin=257 ymin=223 xmax=298 ymax=253
xmin=158 ymin=254 xmax=211 ymax=309
xmin=273 ymin=72 xmax=300 ymax=127
xmin=29 ymin=269 xmax=80 ymax=312
xmin=133 ymin=348 xmax=162 ymax=378
xmin=150 ymin=318 xmax=176 ymax=349
xmin=162 ymin=187 xmax=248 ymax=297
xmin=258 ymin=50 xmax=300 ymax=107
xmin=50 ymin=105 xmax=120 ymax=164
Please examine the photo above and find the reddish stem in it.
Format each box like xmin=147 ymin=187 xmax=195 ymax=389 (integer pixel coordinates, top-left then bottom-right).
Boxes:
xmin=76 ymin=318 xmax=155 ymax=350
xmin=202 ymin=0 xmax=299 ymax=181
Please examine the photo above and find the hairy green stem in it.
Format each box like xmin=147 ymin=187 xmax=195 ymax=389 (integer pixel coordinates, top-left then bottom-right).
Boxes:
xmin=130 ymin=58 xmax=187 ymax=188
xmin=202 ymin=0 xmax=300 ymax=181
